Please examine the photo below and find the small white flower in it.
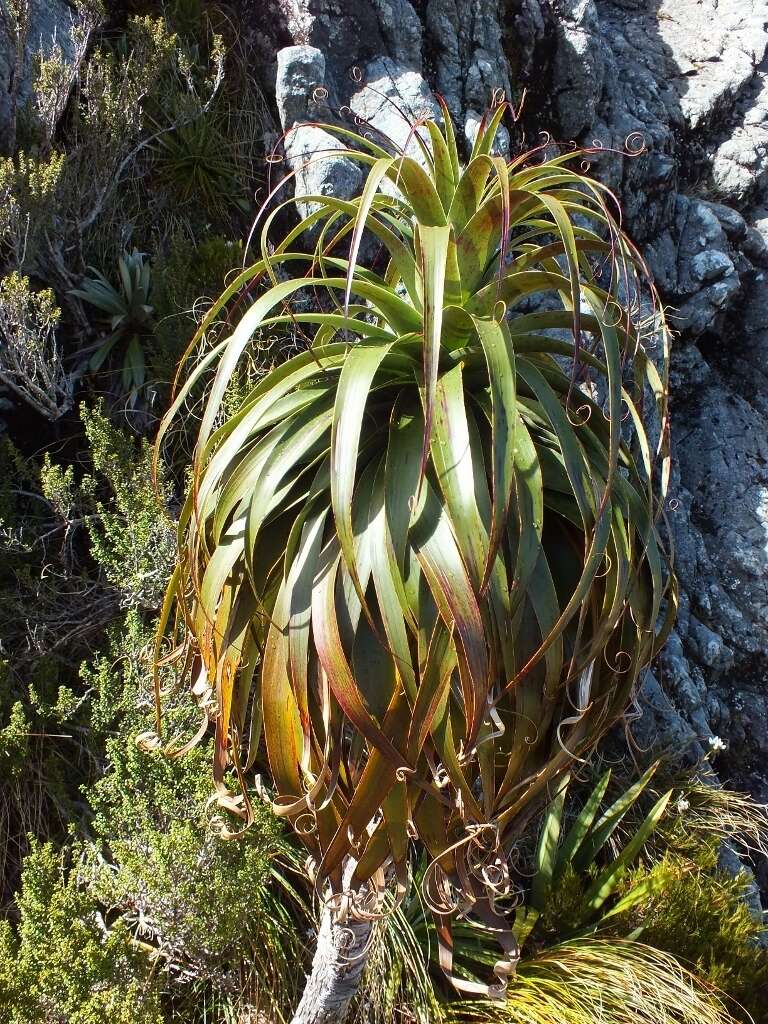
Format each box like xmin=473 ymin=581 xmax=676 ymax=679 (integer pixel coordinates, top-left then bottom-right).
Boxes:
xmin=708 ymin=735 xmax=727 ymax=752
xmin=676 ymin=797 xmax=690 ymax=813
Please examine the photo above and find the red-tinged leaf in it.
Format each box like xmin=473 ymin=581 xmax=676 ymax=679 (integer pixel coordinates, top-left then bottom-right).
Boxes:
xmin=406 ymin=618 xmax=454 ymax=765
xmin=386 ymin=156 xmax=448 ymax=226
xmin=331 ymin=338 xmax=399 ymax=603
xmin=319 ymin=686 xmax=411 ymax=877
xmin=449 ymin=157 xmax=492 ymax=235
xmin=353 ymin=821 xmax=392 ymax=883
xmin=287 ymin=506 xmax=328 ymax=765
xmin=436 ymin=94 xmax=461 ymax=181
xmin=418 ymin=223 xmax=451 ymax=491
xmin=412 ymin=792 xmax=453 ymax=867
xmin=197 ymin=277 xmax=322 ymax=455
xmin=411 ymin=480 xmax=488 ymax=738
xmin=311 ymin=539 xmax=411 ymax=772
xmin=383 ymin=780 xmax=410 ymax=865
xmin=385 ymin=404 xmax=424 ymax=575
xmin=261 ymin=577 xmax=304 ymax=804
xmin=516 ymin=357 xmax=595 ymax=530
xmin=344 ymin=157 xmax=396 ymax=313
xmin=370 ymin=460 xmax=417 ymax=700
xmin=470 ymin=101 xmax=507 ymax=161
xmin=430 ymin=696 xmax=485 ymax=823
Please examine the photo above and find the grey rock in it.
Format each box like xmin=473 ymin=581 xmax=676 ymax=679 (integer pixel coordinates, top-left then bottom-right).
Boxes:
xmin=744 ymin=224 xmax=768 ymax=263
xmin=668 ymin=315 xmax=768 ymax=769
xmin=668 ymin=195 xmax=743 ymax=336
xmin=718 ymin=844 xmax=768 ymax=940
xmin=0 ymin=0 xmax=89 ymax=147
xmin=275 ymin=45 xmax=327 ymax=128
xmin=273 ymin=0 xmax=415 ymax=91
xmin=710 ymin=58 xmax=768 ymax=203
xmin=464 ymin=108 xmax=510 ymax=157
xmin=703 ymin=201 xmax=749 ymax=243
xmin=369 ymin=0 xmax=423 ymax=69
xmin=651 ymin=0 xmax=765 ymax=132
xmin=690 ymin=250 xmax=736 ymax=285
xmin=688 ymin=617 xmax=735 ymax=675
xmin=659 ymin=631 xmax=714 ymax=741
xmin=550 ymin=0 xmax=606 ymax=139
xmin=425 ymin=0 xmax=512 ymax=123
xmin=283 ymin=123 xmax=363 ymax=216
xmin=508 ymin=0 xmax=549 ymax=83
xmin=275 ymin=45 xmax=363 ymax=217
xmin=349 ymin=56 xmax=440 ymax=158
xmin=632 ymin=670 xmax=704 ymax=759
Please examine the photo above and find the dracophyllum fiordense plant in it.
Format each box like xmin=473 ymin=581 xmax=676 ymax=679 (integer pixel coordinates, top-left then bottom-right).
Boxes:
xmin=154 ymin=101 xmax=676 ymax=1003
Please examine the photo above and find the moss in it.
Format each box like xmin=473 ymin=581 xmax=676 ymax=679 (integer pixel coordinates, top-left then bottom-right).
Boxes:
xmin=613 ymin=844 xmax=768 ymax=1021
xmin=538 ymin=862 xmax=598 ymax=941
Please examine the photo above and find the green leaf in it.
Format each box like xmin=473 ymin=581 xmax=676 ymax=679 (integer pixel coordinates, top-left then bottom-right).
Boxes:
xmin=471 ymin=314 xmax=516 ymax=592
xmin=412 ymin=479 xmax=488 ymax=740
xmin=573 ymin=762 xmax=660 ymax=874
xmin=584 ymin=790 xmax=672 ymax=912
xmin=418 ymin=223 xmax=452 ymax=487
xmin=555 ymin=769 xmax=612 ymax=876
xmin=331 ymin=337 xmax=399 ymax=602
xmin=530 ymin=773 xmax=570 ymax=912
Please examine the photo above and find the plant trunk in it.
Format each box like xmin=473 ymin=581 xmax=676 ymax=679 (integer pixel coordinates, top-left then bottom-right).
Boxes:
xmin=290 ymin=871 xmax=374 ymax=1024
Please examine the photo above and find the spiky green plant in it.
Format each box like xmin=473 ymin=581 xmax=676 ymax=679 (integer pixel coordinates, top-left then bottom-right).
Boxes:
xmin=156 ymin=103 xmax=675 ymax=994
xmin=150 ymin=111 xmax=251 ymax=219
xmin=515 ymin=764 xmax=673 ymax=948
xmin=355 ymin=767 xmax=673 ymax=1020
xmin=72 ymin=248 xmax=154 ymax=404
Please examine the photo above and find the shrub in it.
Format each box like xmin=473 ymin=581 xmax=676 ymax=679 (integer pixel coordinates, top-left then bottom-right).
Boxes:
xmin=78 ymin=606 xmax=307 ymax=1020
xmin=0 ymin=271 xmax=71 ymax=420
xmin=0 ymin=840 xmax=163 ymax=1024
xmin=615 ymin=843 xmax=768 ymax=1021
xmin=0 ymin=152 xmax=65 ymax=269
xmin=88 ymin=731 xmax=304 ymax=988
xmin=80 ymin=403 xmax=175 ymax=609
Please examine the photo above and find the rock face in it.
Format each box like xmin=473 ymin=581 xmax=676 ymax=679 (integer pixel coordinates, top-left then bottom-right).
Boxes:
xmin=0 ymin=0 xmax=93 ymax=151
xmin=263 ymin=0 xmax=768 ymax=799
xmin=521 ymin=0 xmax=768 ymax=800
xmin=276 ymin=46 xmax=364 ymax=215
xmin=272 ymin=0 xmax=515 ymax=168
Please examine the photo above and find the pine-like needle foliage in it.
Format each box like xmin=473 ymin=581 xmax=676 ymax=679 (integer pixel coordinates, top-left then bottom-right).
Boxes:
xmin=155 ymin=103 xmax=675 ymax=992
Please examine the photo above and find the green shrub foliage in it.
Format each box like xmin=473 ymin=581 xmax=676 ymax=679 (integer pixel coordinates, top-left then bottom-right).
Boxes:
xmin=0 ymin=841 xmax=163 ymax=1024
xmin=615 ymin=844 xmax=768 ymax=1020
